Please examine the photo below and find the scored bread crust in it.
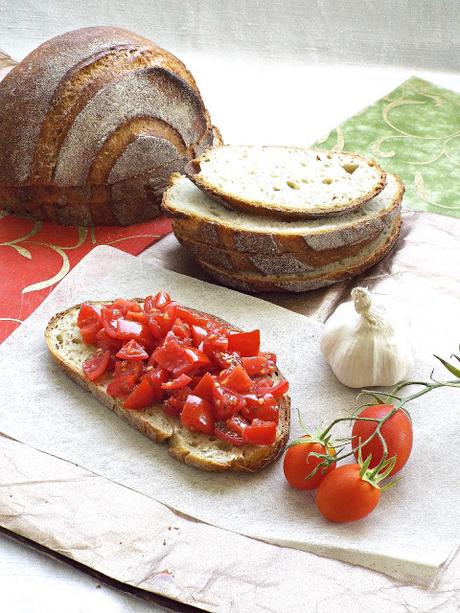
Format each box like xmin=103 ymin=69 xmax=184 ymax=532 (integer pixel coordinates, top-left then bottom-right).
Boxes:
xmin=45 ymin=300 xmax=290 ymax=472
xmin=185 ymin=146 xmax=387 ymax=220
xmin=196 ymin=218 xmax=402 ymax=293
xmin=162 ymin=173 xmax=404 ymax=255
xmin=0 ymin=27 xmax=219 ymax=226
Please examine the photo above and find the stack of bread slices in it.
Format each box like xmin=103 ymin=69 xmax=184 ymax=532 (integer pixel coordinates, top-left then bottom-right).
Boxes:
xmin=162 ymin=145 xmax=404 ymax=293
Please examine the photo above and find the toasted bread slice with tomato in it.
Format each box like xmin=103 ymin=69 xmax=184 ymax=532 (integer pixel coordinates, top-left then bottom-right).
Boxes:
xmin=45 ymin=300 xmax=290 ymax=472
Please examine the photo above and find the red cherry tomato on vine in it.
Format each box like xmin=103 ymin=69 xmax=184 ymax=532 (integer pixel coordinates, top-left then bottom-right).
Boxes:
xmin=283 ymin=436 xmax=336 ymax=490
xmin=351 ymin=404 xmax=413 ymax=477
xmin=316 ymin=464 xmax=381 ymax=522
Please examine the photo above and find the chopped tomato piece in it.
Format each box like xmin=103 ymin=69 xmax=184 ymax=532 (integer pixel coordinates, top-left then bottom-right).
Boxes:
xmin=242 ymin=419 xmax=277 ymax=445
xmin=113 ymin=298 xmax=142 ymax=314
xmin=173 ymin=305 xmax=205 ymax=327
xmin=144 ymin=291 xmax=171 ymax=312
xmin=161 ymin=373 xmax=192 ymax=390
xmin=77 ymin=303 xmax=101 ymax=328
xmin=163 ymin=386 xmax=192 ymax=416
xmin=96 ymin=328 xmax=122 ymax=352
xmin=211 ymin=351 xmax=241 ymax=370
xmin=107 ymin=374 xmax=138 ymax=399
xmin=80 ymin=320 xmax=103 ymax=344
xmin=151 ymin=338 xmax=194 ymax=374
xmin=124 ymin=378 xmax=157 ymax=410
xmin=214 ymin=423 xmax=244 ymax=447
xmin=142 ymin=366 xmax=169 ymax=402
xmin=114 ymin=360 xmax=143 ymax=379
xmin=126 ymin=310 xmax=149 ymax=325
xmin=212 ymin=383 xmax=246 ymax=420
xmin=180 ymin=395 xmax=214 ymax=434
xmin=227 ymin=329 xmax=260 ymax=357
xmin=252 ymin=378 xmax=274 ymax=397
xmin=227 ymin=414 xmax=249 ymax=435
xmin=190 ymin=324 xmax=208 ymax=347
xmin=254 ymin=395 xmax=279 ymax=422
xmin=218 ymin=364 xmax=253 ymax=394
xmin=269 ymin=379 xmax=289 ymax=398
xmin=82 ymin=349 xmax=111 ymax=381
xmin=116 ymin=339 xmax=149 ymax=361
xmin=101 ymin=305 xmax=123 ymax=322
xmin=176 ymin=347 xmax=211 ymax=376
xmin=241 ymin=355 xmax=276 ymax=377
xmin=171 ymin=318 xmax=191 ymax=341
xmin=201 ymin=332 xmax=229 ymax=357
xmin=193 ymin=372 xmax=216 ymax=401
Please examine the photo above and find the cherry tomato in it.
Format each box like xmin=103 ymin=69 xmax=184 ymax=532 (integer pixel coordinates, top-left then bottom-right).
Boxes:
xmin=82 ymin=349 xmax=111 ymax=381
xmin=316 ymin=464 xmax=381 ymax=523
xmin=351 ymin=404 xmax=413 ymax=476
xmin=214 ymin=423 xmax=244 ymax=446
xmin=161 ymin=373 xmax=192 ymax=390
xmin=242 ymin=418 xmax=277 ymax=445
xmin=227 ymin=329 xmax=260 ymax=357
xmin=192 ymin=372 xmax=216 ymax=401
xmin=116 ymin=339 xmax=149 ymax=361
xmin=180 ymin=395 xmax=214 ymax=434
xmin=114 ymin=360 xmax=143 ymax=380
xmin=283 ymin=436 xmax=335 ymax=490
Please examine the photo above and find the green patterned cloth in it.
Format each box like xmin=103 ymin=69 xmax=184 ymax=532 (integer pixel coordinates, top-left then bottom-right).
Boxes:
xmin=314 ymin=77 xmax=460 ymax=218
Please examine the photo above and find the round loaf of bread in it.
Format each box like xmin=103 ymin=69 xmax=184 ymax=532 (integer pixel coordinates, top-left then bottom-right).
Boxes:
xmin=0 ymin=27 xmax=220 ymax=226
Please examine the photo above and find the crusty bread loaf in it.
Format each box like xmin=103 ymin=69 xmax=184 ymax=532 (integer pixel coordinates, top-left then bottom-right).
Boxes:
xmin=175 ymin=210 xmax=397 ymax=274
xmin=0 ymin=27 xmax=219 ymax=226
xmin=45 ymin=300 xmax=290 ymax=472
xmin=196 ymin=217 xmax=402 ymax=293
xmin=185 ymin=146 xmax=386 ymax=219
xmin=163 ymin=173 xmax=403 ymax=254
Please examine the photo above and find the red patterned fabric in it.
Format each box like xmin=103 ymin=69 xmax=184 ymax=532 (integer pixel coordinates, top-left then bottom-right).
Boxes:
xmin=0 ymin=212 xmax=172 ymax=342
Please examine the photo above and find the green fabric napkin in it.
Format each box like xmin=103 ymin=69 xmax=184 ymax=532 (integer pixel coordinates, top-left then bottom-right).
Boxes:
xmin=314 ymin=76 xmax=460 ymax=218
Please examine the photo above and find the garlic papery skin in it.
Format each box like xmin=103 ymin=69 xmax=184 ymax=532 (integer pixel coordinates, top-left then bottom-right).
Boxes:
xmin=320 ymin=287 xmax=414 ymax=388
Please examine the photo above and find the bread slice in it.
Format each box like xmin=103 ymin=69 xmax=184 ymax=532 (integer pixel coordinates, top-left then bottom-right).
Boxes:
xmin=45 ymin=301 xmax=290 ymax=472
xmin=185 ymin=146 xmax=386 ymax=219
xmin=195 ymin=217 xmax=401 ymax=293
xmin=174 ymin=208 xmax=398 ymax=274
xmin=162 ymin=173 xmax=403 ymax=254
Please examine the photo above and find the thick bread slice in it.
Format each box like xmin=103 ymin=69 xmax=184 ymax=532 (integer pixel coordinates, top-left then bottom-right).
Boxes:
xmin=162 ymin=173 xmax=404 ymax=254
xmin=196 ymin=217 xmax=401 ymax=293
xmin=45 ymin=301 xmax=290 ymax=472
xmin=185 ymin=146 xmax=386 ymax=219
xmin=174 ymin=208 xmax=398 ymax=274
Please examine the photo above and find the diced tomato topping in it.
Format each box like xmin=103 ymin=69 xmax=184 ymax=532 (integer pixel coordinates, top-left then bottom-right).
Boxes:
xmin=180 ymin=395 xmax=214 ymax=434
xmin=82 ymin=349 xmax=111 ymax=381
xmin=214 ymin=423 xmax=244 ymax=447
xmin=242 ymin=419 xmax=277 ymax=445
xmin=96 ymin=328 xmax=123 ymax=352
xmin=241 ymin=354 xmax=276 ymax=377
xmin=212 ymin=383 xmax=246 ymax=420
xmin=77 ymin=295 xmax=286 ymax=446
xmin=113 ymin=298 xmax=142 ymax=314
xmin=227 ymin=414 xmax=249 ymax=435
xmin=227 ymin=329 xmax=260 ymax=357
xmin=116 ymin=339 xmax=149 ymax=361
xmin=114 ymin=360 xmax=143 ymax=379
xmin=80 ymin=320 xmax=103 ymax=344
xmin=77 ymin=303 xmax=101 ymax=328
xmin=163 ymin=386 xmax=192 ymax=416
xmin=107 ymin=375 xmax=138 ymax=399
xmin=193 ymin=372 xmax=216 ymax=401
xmin=124 ymin=378 xmax=156 ymax=410
xmin=201 ymin=332 xmax=229 ymax=357
xmin=161 ymin=373 xmax=192 ymax=390
xmin=191 ymin=325 xmax=208 ymax=347
xmin=218 ymin=364 xmax=253 ymax=394
xmin=126 ymin=310 xmax=149 ymax=325
xmin=269 ymin=379 xmax=289 ymax=398
xmin=144 ymin=291 xmax=171 ymax=313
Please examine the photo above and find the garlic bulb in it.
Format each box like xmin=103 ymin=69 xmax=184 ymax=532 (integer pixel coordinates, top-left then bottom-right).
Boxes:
xmin=320 ymin=287 xmax=414 ymax=388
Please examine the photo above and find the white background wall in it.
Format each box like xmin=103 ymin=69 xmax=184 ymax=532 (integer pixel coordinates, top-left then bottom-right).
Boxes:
xmin=1 ymin=0 xmax=459 ymax=70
